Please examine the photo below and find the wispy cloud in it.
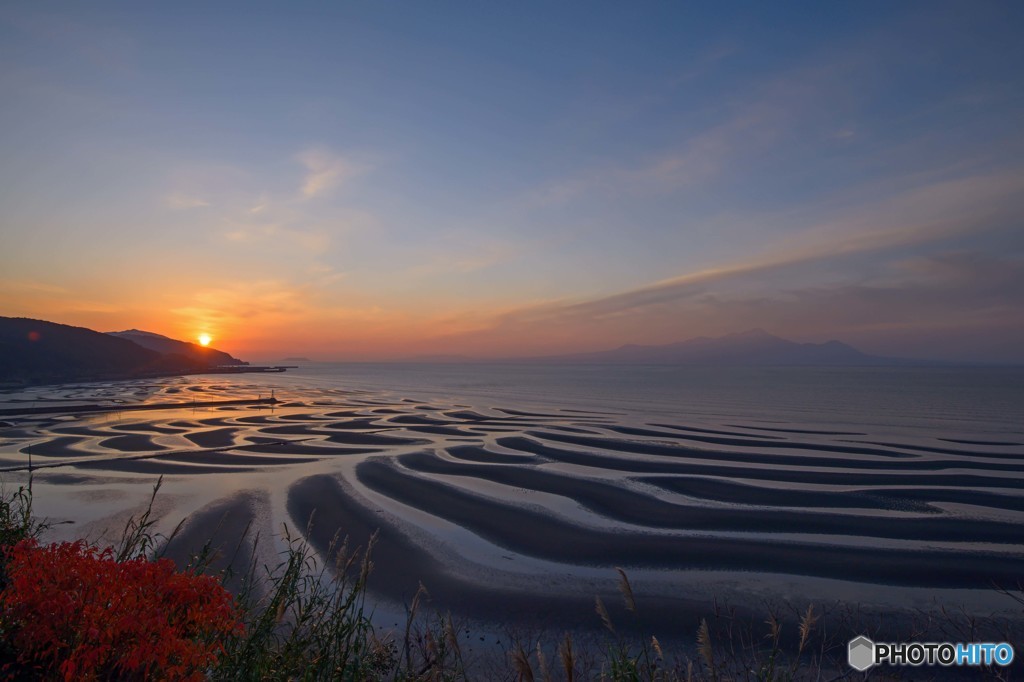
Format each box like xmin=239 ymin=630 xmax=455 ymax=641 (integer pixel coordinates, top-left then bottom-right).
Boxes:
xmin=248 ymin=196 xmax=269 ymax=214
xmin=523 ymin=20 xmax=982 ymax=211
xmin=0 ymin=279 xmax=71 ymax=296
xmin=0 ymin=277 xmax=132 ymax=327
xmin=525 ymin=58 xmax=849 ymax=206
xmin=526 ymin=114 xmax=747 ymax=207
xmin=159 ymin=152 xmax=368 ymax=253
xmin=164 ymin=192 xmax=210 ymax=210
xmin=665 ymin=251 xmax=1024 ymax=361
xmin=606 ymin=170 xmax=1019 ymax=315
xmin=431 ymin=169 xmax=1024 ymax=356
xmin=297 ymin=148 xmax=360 ymax=199
xmin=425 ymin=250 xmax=1024 ymax=361
xmin=401 ymin=239 xmax=522 ymax=280
xmin=222 ymin=219 xmax=330 ymax=253
xmin=307 ymin=262 xmax=347 ymax=287
xmin=169 ymin=279 xmax=310 ymax=331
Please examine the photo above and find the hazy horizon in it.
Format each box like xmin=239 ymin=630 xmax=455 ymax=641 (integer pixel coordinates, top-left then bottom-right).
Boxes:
xmin=2 ymin=2 xmax=1023 ymax=363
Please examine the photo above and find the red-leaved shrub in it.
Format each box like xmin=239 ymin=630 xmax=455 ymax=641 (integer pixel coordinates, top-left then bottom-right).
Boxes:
xmin=0 ymin=539 xmax=243 ymax=681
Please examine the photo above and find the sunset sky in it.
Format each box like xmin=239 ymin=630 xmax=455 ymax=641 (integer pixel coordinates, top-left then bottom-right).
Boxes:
xmin=2 ymin=2 xmax=1023 ymax=362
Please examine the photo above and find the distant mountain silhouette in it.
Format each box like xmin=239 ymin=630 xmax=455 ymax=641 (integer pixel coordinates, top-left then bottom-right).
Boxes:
xmin=404 ymin=354 xmax=477 ymax=363
xmin=521 ymin=329 xmax=905 ymax=366
xmin=0 ymin=317 xmax=212 ymax=385
xmin=108 ymin=329 xmax=245 ymax=367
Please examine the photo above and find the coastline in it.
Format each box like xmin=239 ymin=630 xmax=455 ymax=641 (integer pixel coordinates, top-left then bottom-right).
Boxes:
xmin=0 ymin=365 xmax=296 ymax=392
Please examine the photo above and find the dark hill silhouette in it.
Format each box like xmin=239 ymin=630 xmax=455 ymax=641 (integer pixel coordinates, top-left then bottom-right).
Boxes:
xmin=108 ymin=329 xmax=245 ymax=367
xmin=0 ymin=317 xmax=211 ymax=385
xmin=520 ymin=329 xmax=905 ymax=365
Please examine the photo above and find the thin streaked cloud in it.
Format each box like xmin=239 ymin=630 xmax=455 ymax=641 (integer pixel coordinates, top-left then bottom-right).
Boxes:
xmin=297 ymin=148 xmax=361 ymax=200
xmin=431 ymin=169 xmax=1024 ymax=354
xmin=164 ymin=193 xmax=210 ymax=210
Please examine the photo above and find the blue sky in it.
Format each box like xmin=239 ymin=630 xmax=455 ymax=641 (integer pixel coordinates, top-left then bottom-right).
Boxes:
xmin=1 ymin=2 xmax=1023 ymax=361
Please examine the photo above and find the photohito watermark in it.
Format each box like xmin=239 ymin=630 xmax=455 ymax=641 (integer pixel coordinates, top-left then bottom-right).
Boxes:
xmin=848 ymin=636 xmax=1014 ymax=671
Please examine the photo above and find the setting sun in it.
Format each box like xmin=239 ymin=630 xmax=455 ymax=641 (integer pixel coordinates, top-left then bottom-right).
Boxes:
xmin=197 ymin=333 xmax=212 ymax=347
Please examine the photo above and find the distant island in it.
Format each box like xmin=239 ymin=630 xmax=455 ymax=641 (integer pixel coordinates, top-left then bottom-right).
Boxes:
xmin=0 ymin=317 xmax=288 ymax=387
xmin=408 ymin=329 xmax=914 ymax=366
xmin=518 ymin=329 xmax=909 ymax=366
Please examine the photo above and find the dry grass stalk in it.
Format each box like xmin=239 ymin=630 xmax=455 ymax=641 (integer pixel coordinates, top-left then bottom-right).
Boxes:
xmin=559 ymin=633 xmax=575 ymax=682
xmin=443 ymin=613 xmax=461 ymax=663
xmin=536 ymin=640 xmax=551 ymax=682
xmin=512 ymin=644 xmax=535 ymax=682
xmin=615 ymin=566 xmax=636 ymax=614
xmin=765 ymin=612 xmax=780 ymax=642
xmin=595 ymin=596 xmax=615 ymax=634
xmin=403 ymin=581 xmax=430 ymax=671
xmin=651 ymin=635 xmax=663 ymax=659
xmin=697 ymin=618 xmax=715 ymax=673
xmin=798 ymin=604 xmax=817 ymax=654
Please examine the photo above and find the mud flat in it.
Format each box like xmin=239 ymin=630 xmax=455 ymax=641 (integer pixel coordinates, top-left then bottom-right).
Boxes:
xmin=3 ymin=372 xmax=1022 ymax=643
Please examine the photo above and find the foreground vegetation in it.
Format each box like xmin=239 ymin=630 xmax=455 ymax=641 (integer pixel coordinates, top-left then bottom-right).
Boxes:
xmin=0 ymin=479 xmax=1019 ymax=680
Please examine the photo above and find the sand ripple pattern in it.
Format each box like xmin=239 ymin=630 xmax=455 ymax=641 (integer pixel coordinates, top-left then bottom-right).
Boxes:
xmin=3 ymin=378 xmax=1023 ymax=613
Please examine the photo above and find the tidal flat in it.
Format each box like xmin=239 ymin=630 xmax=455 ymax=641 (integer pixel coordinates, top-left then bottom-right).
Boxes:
xmin=1 ymin=364 xmax=1022 ymax=653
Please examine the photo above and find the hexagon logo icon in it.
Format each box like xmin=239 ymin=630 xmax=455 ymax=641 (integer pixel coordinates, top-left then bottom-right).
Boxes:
xmin=848 ymin=636 xmax=875 ymax=671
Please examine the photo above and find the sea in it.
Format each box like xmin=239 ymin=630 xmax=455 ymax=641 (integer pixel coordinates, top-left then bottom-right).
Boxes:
xmin=272 ymin=363 xmax=1024 ymax=437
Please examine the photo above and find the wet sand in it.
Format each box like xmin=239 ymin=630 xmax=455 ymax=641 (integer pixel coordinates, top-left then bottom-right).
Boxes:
xmin=287 ymin=473 xmax=721 ymax=635
xmin=1 ymin=373 xmax=1022 ymax=642
xmin=356 ymin=459 xmax=1022 ymax=588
